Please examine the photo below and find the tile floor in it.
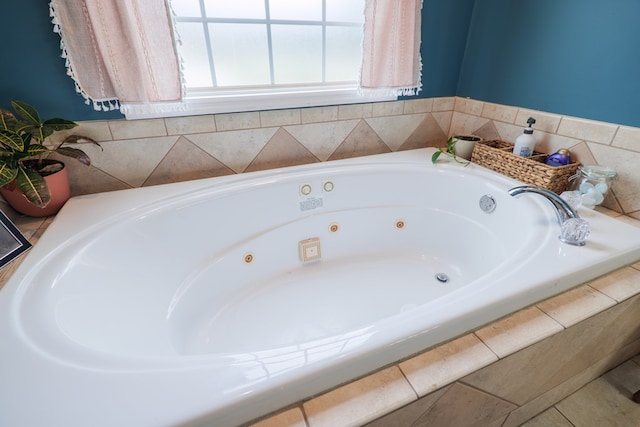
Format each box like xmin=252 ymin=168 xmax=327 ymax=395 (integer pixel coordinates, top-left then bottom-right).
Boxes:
xmin=522 ymin=354 xmax=640 ymax=426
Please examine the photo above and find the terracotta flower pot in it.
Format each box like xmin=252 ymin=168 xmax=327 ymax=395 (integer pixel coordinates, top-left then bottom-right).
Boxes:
xmin=0 ymin=161 xmax=71 ymax=217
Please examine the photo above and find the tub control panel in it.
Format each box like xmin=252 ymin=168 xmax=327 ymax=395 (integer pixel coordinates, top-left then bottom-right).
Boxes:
xmin=298 ymin=179 xmax=334 ymax=212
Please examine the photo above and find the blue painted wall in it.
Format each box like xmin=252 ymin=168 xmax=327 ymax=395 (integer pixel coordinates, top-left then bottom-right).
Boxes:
xmin=458 ymin=0 xmax=640 ymax=127
xmin=419 ymin=0 xmax=475 ymax=98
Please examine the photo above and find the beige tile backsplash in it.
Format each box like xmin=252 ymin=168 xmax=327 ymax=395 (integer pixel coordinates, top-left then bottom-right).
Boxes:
xmin=45 ymin=96 xmax=640 ymax=219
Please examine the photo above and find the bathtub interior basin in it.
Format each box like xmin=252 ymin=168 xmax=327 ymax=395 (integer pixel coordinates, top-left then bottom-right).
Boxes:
xmin=20 ymin=158 xmax=535 ymax=360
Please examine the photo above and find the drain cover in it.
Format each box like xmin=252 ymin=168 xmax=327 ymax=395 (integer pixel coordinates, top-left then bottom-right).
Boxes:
xmin=479 ymin=195 xmax=496 ymax=213
xmin=435 ymin=273 xmax=450 ymax=283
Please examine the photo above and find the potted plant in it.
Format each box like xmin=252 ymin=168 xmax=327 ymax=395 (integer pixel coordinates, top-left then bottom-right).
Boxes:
xmin=431 ymin=135 xmax=482 ymax=165
xmin=0 ymin=100 xmax=100 ymax=217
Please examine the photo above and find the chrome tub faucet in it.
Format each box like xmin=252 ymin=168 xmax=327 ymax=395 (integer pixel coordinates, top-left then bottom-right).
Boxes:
xmin=508 ymin=185 xmax=590 ymax=246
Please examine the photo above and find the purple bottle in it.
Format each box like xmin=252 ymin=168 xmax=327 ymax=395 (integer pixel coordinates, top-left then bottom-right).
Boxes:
xmin=545 ymin=149 xmax=572 ymax=167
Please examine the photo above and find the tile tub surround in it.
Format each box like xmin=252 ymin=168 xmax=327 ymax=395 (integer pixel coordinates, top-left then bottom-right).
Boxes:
xmin=14 ymin=96 xmax=640 ymax=220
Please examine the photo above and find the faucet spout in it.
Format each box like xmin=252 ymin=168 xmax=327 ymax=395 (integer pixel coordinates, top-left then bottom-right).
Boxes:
xmin=508 ymin=185 xmax=579 ymax=225
xmin=509 ymin=185 xmax=589 ymax=246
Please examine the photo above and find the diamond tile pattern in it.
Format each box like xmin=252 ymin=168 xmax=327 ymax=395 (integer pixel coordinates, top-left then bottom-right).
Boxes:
xmin=66 ymin=99 xmax=450 ymax=198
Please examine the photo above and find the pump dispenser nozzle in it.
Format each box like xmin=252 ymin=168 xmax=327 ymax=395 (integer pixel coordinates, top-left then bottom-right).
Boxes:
xmin=523 ymin=117 xmax=536 ymax=134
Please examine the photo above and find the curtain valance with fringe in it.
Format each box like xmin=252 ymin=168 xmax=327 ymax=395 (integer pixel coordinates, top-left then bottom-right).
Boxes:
xmin=361 ymin=0 xmax=423 ymax=96
xmin=49 ymin=0 xmax=183 ymax=114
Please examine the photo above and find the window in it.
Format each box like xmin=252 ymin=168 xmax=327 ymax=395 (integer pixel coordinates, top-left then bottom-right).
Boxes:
xmin=170 ymin=0 xmax=395 ymax=115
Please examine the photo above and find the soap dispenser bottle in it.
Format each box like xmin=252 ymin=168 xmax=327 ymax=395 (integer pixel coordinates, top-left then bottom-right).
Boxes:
xmin=513 ymin=117 xmax=537 ymax=157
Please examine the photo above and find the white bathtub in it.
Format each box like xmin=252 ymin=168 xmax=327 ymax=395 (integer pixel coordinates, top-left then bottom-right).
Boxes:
xmin=1 ymin=148 xmax=640 ymax=426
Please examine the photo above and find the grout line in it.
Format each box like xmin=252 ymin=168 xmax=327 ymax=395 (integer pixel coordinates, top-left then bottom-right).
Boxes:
xmin=299 ymin=404 xmax=311 ymax=427
xmin=396 ymin=361 xmax=420 ymax=400
xmin=553 ymin=406 xmax=577 ymax=427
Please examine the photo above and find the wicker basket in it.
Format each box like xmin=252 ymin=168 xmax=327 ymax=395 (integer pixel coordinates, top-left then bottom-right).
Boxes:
xmin=470 ymin=140 xmax=580 ymax=194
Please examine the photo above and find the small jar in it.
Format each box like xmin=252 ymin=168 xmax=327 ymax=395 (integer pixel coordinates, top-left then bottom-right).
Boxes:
xmin=569 ymin=165 xmax=616 ymax=208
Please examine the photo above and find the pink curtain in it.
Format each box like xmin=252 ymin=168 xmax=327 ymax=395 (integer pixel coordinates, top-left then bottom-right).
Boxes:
xmin=361 ymin=0 xmax=423 ymax=95
xmin=49 ymin=0 xmax=182 ymax=113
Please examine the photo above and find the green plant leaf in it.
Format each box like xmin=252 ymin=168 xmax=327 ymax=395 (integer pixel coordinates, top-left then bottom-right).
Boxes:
xmin=15 ymin=166 xmax=49 ymax=208
xmin=12 ymin=101 xmax=40 ymax=126
xmin=0 ymin=110 xmax=18 ymax=131
xmin=446 ymin=137 xmax=457 ymax=153
xmin=11 ymin=121 xmax=32 ymax=135
xmin=431 ymin=138 xmax=472 ymax=167
xmin=0 ymin=130 xmax=25 ymax=152
xmin=0 ymin=159 xmax=18 ymax=187
xmin=56 ymin=146 xmax=91 ymax=166
xmin=431 ymin=151 xmax=442 ymax=163
xmin=42 ymin=118 xmax=78 ymax=132
xmin=26 ymin=144 xmax=49 ymax=157
xmin=40 ymin=119 xmax=78 ymax=143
